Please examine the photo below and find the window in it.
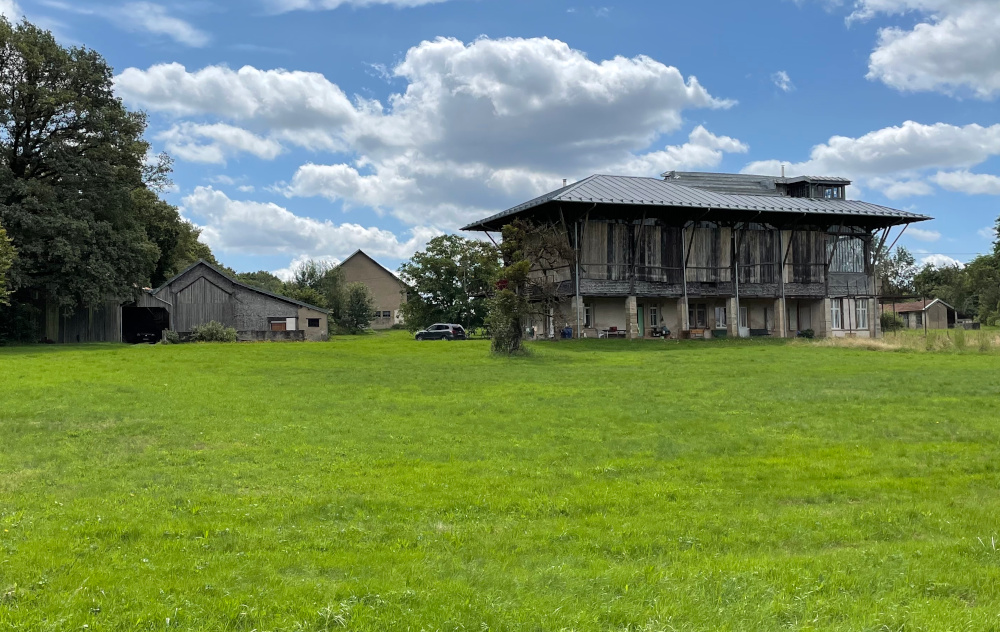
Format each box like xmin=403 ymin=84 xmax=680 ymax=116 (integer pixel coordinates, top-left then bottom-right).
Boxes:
xmin=307 ymin=318 xmax=320 ymax=328
xmin=715 ymin=306 xmax=727 ymax=328
xmin=828 ymin=236 xmax=866 ymax=273
xmin=584 ymin=303 xmax=593 ymax=328
xmin=831 ymin=299 xmax=843 ymax=329
xmin=648 ymin=306 xmax=659 ymax=327
xmin=688 ymin=303 xmax=707 ymax=328
xmin=915 ymin=312 xmax=923 ymax=327
xmin=739 ymin=307 xmax=749 ymax=329
xmin=855 ymin=301 xmax=868 ymax=329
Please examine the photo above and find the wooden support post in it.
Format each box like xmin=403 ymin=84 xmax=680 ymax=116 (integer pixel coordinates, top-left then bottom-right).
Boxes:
xmin=682 ymin=221 xmax=695 ymax=331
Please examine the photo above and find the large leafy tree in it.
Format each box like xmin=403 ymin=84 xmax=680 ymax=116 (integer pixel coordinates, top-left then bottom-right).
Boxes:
xmin=0 ymin=19 xmax=181 ymax=308
xmin=876 ymin=246 xmax=917 ymax=297
xmin=399 ymin=235 xmax=500 ymax=330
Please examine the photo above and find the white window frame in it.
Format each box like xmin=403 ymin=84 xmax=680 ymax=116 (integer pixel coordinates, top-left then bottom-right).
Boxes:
xmin=648 ymin=305 xmax=659 ymax=327
xmin=715 ymin=306 xmax=727 ymax=328
xmin=855 ymin=300 xmax=869 ymax=330
xmin=831 ymin=300 xmax=842 ymax=330
xmin=584 ymin=303 xmax=593 ymax=328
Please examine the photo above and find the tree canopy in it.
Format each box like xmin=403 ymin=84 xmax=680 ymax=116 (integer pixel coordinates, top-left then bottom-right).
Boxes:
xmin=904 ymin=216 xmax=1000 ymax=325
xmin=0 ymin=18 xmax=215 ymax=315
xmin=398 ymin=235 xmax=500 ymax=330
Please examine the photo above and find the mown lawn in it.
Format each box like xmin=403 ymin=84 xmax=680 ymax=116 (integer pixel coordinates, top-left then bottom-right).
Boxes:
xmin=1 ymin=333 xmax=999 ymax=631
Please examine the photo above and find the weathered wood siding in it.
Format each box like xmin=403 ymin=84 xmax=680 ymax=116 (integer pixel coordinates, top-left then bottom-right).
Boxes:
xmin=737 ymin=228 xmax=777 ymax=284
xmin=686 ymin=225 xmax=731 ymax=283
xmin=234 ymin=288 xmax=297 ymax=331
xmin=56 ymin=300 xmax=122 ymax=343
xmin=173 ymin=277 xmax=236 ymax=332
xmin=788 ymin=231 xmax=826 ymax=284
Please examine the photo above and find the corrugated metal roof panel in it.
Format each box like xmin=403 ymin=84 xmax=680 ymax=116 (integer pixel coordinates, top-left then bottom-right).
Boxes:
xmin=462 ymin=174 xmax=931 ymax=230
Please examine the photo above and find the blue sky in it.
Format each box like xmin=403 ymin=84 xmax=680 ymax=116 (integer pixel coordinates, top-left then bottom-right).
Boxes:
xmin=7 ymin=0 xmax=999 ymax=276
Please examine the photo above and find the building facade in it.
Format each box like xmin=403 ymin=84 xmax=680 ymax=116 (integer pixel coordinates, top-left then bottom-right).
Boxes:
xmin=337 ymin=250 xmax=408 ymax=329
xmin=463 ymin=172 xmax=930 ymax=340
xmin=129 ymin=260 xmax=329 ymax=342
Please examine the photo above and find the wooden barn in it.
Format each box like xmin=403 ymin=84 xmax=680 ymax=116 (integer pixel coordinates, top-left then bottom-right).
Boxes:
xmin=463 ymin=172 xmax=932 ymax=340
xmin=126 ymin=260 xmax=329 ymax=342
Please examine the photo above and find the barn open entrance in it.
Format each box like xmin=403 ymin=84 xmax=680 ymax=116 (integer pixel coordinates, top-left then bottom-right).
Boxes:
xmin=122 ymin=306 xmax=170 ymax=343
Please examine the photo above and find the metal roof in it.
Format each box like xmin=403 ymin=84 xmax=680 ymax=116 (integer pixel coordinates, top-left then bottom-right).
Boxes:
xmin=662 ymin=171 xmax=852 ymax=187
xmin=462 ymin=174 xmax=930 ymax=231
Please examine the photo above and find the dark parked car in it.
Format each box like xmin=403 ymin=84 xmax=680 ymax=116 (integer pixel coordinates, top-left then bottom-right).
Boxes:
xmin=414 ymin=323 xmax=467 ymax=340
xmin=134 ymin=331 xmax=160 ymax=344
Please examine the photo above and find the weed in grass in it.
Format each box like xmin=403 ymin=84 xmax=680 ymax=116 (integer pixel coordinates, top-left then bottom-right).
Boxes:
xmin=952 ymin=328 xmax=966 ymax=350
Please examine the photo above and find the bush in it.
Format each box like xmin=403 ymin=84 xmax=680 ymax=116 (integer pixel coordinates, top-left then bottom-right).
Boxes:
xmin=190 ymin=321 xmax=237 ymax=343
xmin=159 ymin=330 xmax=181 ymax=345
xmin=880 ymin=312 xmax=904 ymax=333
xmin=797 ymin=329 xmax=815 ymax=339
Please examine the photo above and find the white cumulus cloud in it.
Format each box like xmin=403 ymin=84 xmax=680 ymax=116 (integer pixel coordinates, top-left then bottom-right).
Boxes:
xmin=744 ymin=120 xmax=1000 ymax=198
xmin=932 ymin=171 xmax=1000 ymax=195
xmin=0 ymin=0 xmax=23 ymax=18
xmin=847 ymin=0 xmax=1000 ymax=98
xmin=158 ymin=123 xmax=284 ymax=164
xmin=118 ymin=36 xmax=740 ymax=228
xmin=920 ymin=254 xmax=964 ymax=268
xmin=182 ymin=186 xmax=441 ymax=260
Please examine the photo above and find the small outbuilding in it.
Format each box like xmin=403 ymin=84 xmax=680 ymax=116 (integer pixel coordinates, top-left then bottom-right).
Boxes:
xmin=126 ymin=260 xmax=329 ymax=342
xmin=882 ymin=299 xmax=957 ymax=330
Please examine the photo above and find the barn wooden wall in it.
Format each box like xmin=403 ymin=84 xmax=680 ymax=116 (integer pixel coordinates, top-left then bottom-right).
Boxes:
xmin=56 ymin=301 xmax=122 ymax=343
xmin=173 ymin=276 xmax=237 ymax=332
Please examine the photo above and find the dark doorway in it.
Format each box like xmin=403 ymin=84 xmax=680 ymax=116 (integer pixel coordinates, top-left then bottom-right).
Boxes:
xmin=122 ymin=306 xmax=170 ymax=343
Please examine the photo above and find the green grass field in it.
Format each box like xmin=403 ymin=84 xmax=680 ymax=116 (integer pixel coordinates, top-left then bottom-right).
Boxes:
xmin=2 ymin=334 xmax=999 ymax=631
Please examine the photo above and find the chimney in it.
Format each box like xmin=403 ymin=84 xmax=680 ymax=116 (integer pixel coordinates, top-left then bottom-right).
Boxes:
xmin=562 ymin=179 xmax=568 ymax=187
xmin=781 ymin=164 xmax=786 ymax=178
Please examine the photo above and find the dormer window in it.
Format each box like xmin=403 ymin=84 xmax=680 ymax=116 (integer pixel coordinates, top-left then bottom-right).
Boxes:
xmin=820 ymin=185 xmax=845 ymax=199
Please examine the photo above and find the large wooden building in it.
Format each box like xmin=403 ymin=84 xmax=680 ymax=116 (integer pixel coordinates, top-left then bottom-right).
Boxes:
xmin=128 ymin=260 xmax=329 ymax=342
xmin=463 ymin=172 xmax=931 ymax=340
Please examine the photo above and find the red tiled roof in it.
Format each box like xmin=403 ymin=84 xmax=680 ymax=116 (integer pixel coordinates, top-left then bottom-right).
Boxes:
xmin=881 ymin=299 xmax=951 ymax=314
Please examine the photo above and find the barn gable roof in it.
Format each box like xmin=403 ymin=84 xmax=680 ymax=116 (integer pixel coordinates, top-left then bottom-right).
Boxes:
xmin=337 ymin=250 xmax=407 ymax=287
xmin=151 ymin=260 xmax=330 ymax=314
xmin=884 ymin=298 xmax=956 ymax=314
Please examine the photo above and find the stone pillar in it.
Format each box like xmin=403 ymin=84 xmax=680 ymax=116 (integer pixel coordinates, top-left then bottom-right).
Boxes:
xmin=819 ymin=298 xmax=833 ymax=338
xmin=871 ymin=298 xmax=881 ymax=339
xmin=727 ymin=297 xmax=739 ymax=337
xmin=573 ymin=294 xmax=586 ymax=338
xmin=676 ymin=299 xmax=687 ymax=337
xmin=775 ymin=298 xmax=787 ymax=338
xmin=626 ymin=295 xmax=639 ymax=339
